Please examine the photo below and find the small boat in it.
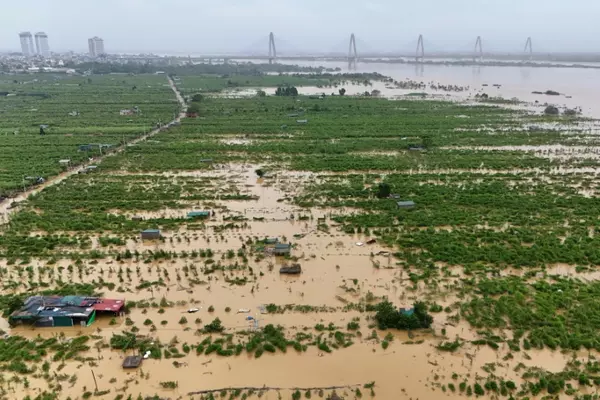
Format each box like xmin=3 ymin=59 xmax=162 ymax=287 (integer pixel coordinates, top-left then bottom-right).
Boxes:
xmin=237 ymin=308 xmax=250 ymax=313
xmin=187 ymin=308 xmax=200 ymax=313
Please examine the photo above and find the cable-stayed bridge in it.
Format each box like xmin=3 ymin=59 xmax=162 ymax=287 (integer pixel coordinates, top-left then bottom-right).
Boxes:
xmin=184 ymin=33 xmax=555 ymax=64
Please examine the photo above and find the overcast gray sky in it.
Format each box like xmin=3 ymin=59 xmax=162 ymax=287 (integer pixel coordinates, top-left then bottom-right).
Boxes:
xmin=2 ymin=0 xmax=599 ymax=54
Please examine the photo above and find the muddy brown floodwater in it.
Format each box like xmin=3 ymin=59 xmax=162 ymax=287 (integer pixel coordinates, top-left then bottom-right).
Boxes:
xmin=1 ymin=163 xmax=582 ymax=400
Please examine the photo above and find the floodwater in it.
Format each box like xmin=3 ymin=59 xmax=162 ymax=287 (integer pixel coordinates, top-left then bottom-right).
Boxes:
xmin=1 ymin=164 xmax=586 ymax=400
xmin=280 ymin=60 xmax=600 ymax=118
xmin=4 ymin=63 xmax=600 ymax=399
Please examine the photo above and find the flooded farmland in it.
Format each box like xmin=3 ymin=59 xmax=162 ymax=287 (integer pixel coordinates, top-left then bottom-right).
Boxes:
xmin=1 ymin=66 xmax=600 ymax=400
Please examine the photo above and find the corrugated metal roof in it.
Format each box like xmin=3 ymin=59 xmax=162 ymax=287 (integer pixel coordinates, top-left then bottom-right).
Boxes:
xmin=187 ymin=211 xmax=210 ymax=217
xmin=142 ymin=229 xmax=160 ymax=233
xmin=397 ymin=201 xmax=415 ymax=207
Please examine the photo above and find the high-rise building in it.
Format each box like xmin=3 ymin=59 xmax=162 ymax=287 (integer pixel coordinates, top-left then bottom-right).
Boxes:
xmin=34 ymin=32 xmax=50 ymax=57
xmin=19 ymin=32 xmax=35 ymax=56
xmin=88 ymin=37 xmax=105 ymax=57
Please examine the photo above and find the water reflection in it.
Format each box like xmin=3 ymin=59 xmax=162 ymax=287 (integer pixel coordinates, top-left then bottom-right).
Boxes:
xmin=414 ymin=63 xmax=424 ymax=78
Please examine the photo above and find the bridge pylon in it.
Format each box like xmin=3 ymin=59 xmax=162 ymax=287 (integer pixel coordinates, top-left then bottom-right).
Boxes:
xmin=348 ymin=33 xmax=358 ymax=70
xmin=268 ymin=32 xmax=277 ymax=64
xmin=473 ymin=36 xmax=483 ymax=63
xmin=524 ymin=37 xmax=532 ymax=61
xmin=416 ymin=34 xmax=424 ymax=63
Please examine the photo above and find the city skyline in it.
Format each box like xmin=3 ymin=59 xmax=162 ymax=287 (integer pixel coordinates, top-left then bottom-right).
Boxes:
xmin=18 ymin=32 xmax=34 ymax=56
xmin=34 ymin=32 xmax=50 ymax=57
xmin=3 ymin=0 xmax=600 ymax=54
xmin=88 ymin=36 xmax=105 ymax=57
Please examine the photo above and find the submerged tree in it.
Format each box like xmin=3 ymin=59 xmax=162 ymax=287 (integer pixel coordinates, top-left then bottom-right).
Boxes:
xmin=187 ymin=103 xmax=200 ymax=115
xmin=275 ymin=86 xmax=298 ymax=96
xmin=372 ymin=301 xmax=433 ymax=330
xmin=376 ymin=183 xmax=391 ymax=198
xmin=422 ymin=134 xmax=434 ymax=149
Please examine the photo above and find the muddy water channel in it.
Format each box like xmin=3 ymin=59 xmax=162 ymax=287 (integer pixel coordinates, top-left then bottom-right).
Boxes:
xmin=0 ymin=164 xmax=585 ymax=400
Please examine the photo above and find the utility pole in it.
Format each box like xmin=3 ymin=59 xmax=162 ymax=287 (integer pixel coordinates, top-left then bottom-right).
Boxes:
xmin=90 ymin=368 xmax=98 ymax=392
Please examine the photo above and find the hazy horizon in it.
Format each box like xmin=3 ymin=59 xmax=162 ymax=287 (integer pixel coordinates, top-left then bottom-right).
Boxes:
xmin=2 ymin=0 xmax=600 ymax=54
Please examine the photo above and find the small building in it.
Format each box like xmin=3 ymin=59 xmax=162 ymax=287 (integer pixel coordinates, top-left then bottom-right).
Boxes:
xmin=296 ymin=119 xmax=308 ymax=124
xmin=408 ymin=145 xmax=424 ymax=151
xmin=120 ymin=109 xmax=134 ymax=116
xmin=199 ymin=158 xmax=213 ymax=163
xmin=141 ymin=229 xmax=160 ymax=240
xmin=397 ymin=201 xmax=415 ymax=209
xmin=389 ymin=194 xmax=401 ymax=199
xmin=280 ymin=263 xmax=301 ymax=274
xmin=264 ymin=238 xmax=279 ymax=245
xmin=273 ymin=243 xmax=291 ymax=256
xmin=122 ymin=355 xmax=143 ymax=369
xmin=79 ymin=144 xmax=93 ymax=152
xmin=287 ymin=113 xmax=299 ymax=117
xmin=85 ymin=165 xmax=98 ymax=171
xmin=187 ymin=211 xmax=210 ymax=219
xmin=9 ymin=295 xmax=125 ymax=328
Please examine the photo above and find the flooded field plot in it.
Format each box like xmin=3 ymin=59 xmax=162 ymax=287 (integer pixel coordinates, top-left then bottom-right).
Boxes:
xmin=1 ymin=73 xmax=600 ymax=400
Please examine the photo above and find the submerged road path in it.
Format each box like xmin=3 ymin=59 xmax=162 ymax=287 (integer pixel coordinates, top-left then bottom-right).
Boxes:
xmin=0 ymin=76 xmax=187 ymax=223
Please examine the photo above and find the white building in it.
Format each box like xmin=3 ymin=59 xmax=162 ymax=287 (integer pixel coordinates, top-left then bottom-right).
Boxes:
xmin=34 ymin=32 xmax=50 ymax=57
xmin=19 ymin=32 xmax=35 ymax=56
xmin=88 ymin=37 xmax=105 ymax=57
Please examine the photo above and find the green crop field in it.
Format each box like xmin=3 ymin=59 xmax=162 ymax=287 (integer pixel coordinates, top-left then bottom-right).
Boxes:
xmin=0 ymin=74 xmax=179 ymax=196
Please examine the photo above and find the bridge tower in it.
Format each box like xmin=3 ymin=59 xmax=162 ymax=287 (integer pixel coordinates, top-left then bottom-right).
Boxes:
xmin=268 ymin=32 xmax=277 ymax=64
xmin=416 ymin=34 xmax=425 ymax=63
xmin=348 ymin=33 xmax=358 ymax=69
xmin=524 ymin=37 xmax=533 ymax=61
xmin=473 ymin=36 xmax=483 ymax=63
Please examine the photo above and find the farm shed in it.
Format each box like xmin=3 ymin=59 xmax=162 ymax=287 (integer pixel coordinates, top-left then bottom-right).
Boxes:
xmin=122 ymin=355 xmax=143 ymax=369
xmin=296 ymin=119 xmax=308 ymax=124
xmin=274 ymin=243 xmax=291 ymax=255
xmin=9 ymin=295 xmax=125 ymax=328
xmin=280 ymin=263 xmax=301 ymax=274
xmin=78 ymin=144 xmax=93 ymax=152
xmin=397 ymin=201 xmax=415 ymax=209
xmin=264 ymin=238 xmax=279 ymax=245
xmin=187 ymin=211 xmax=210 ymax=219
xmin=199 ymin=158 xmax=213 ymax=163
xmin=141 ymin=229 xmax=160 ymax=240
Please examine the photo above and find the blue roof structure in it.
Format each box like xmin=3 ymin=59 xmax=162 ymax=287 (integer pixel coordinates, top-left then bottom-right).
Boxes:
xmin=187 ymin=211 xmax=210 ymax=218
xmin=399 ymin=307 xmax=415 ymax=316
